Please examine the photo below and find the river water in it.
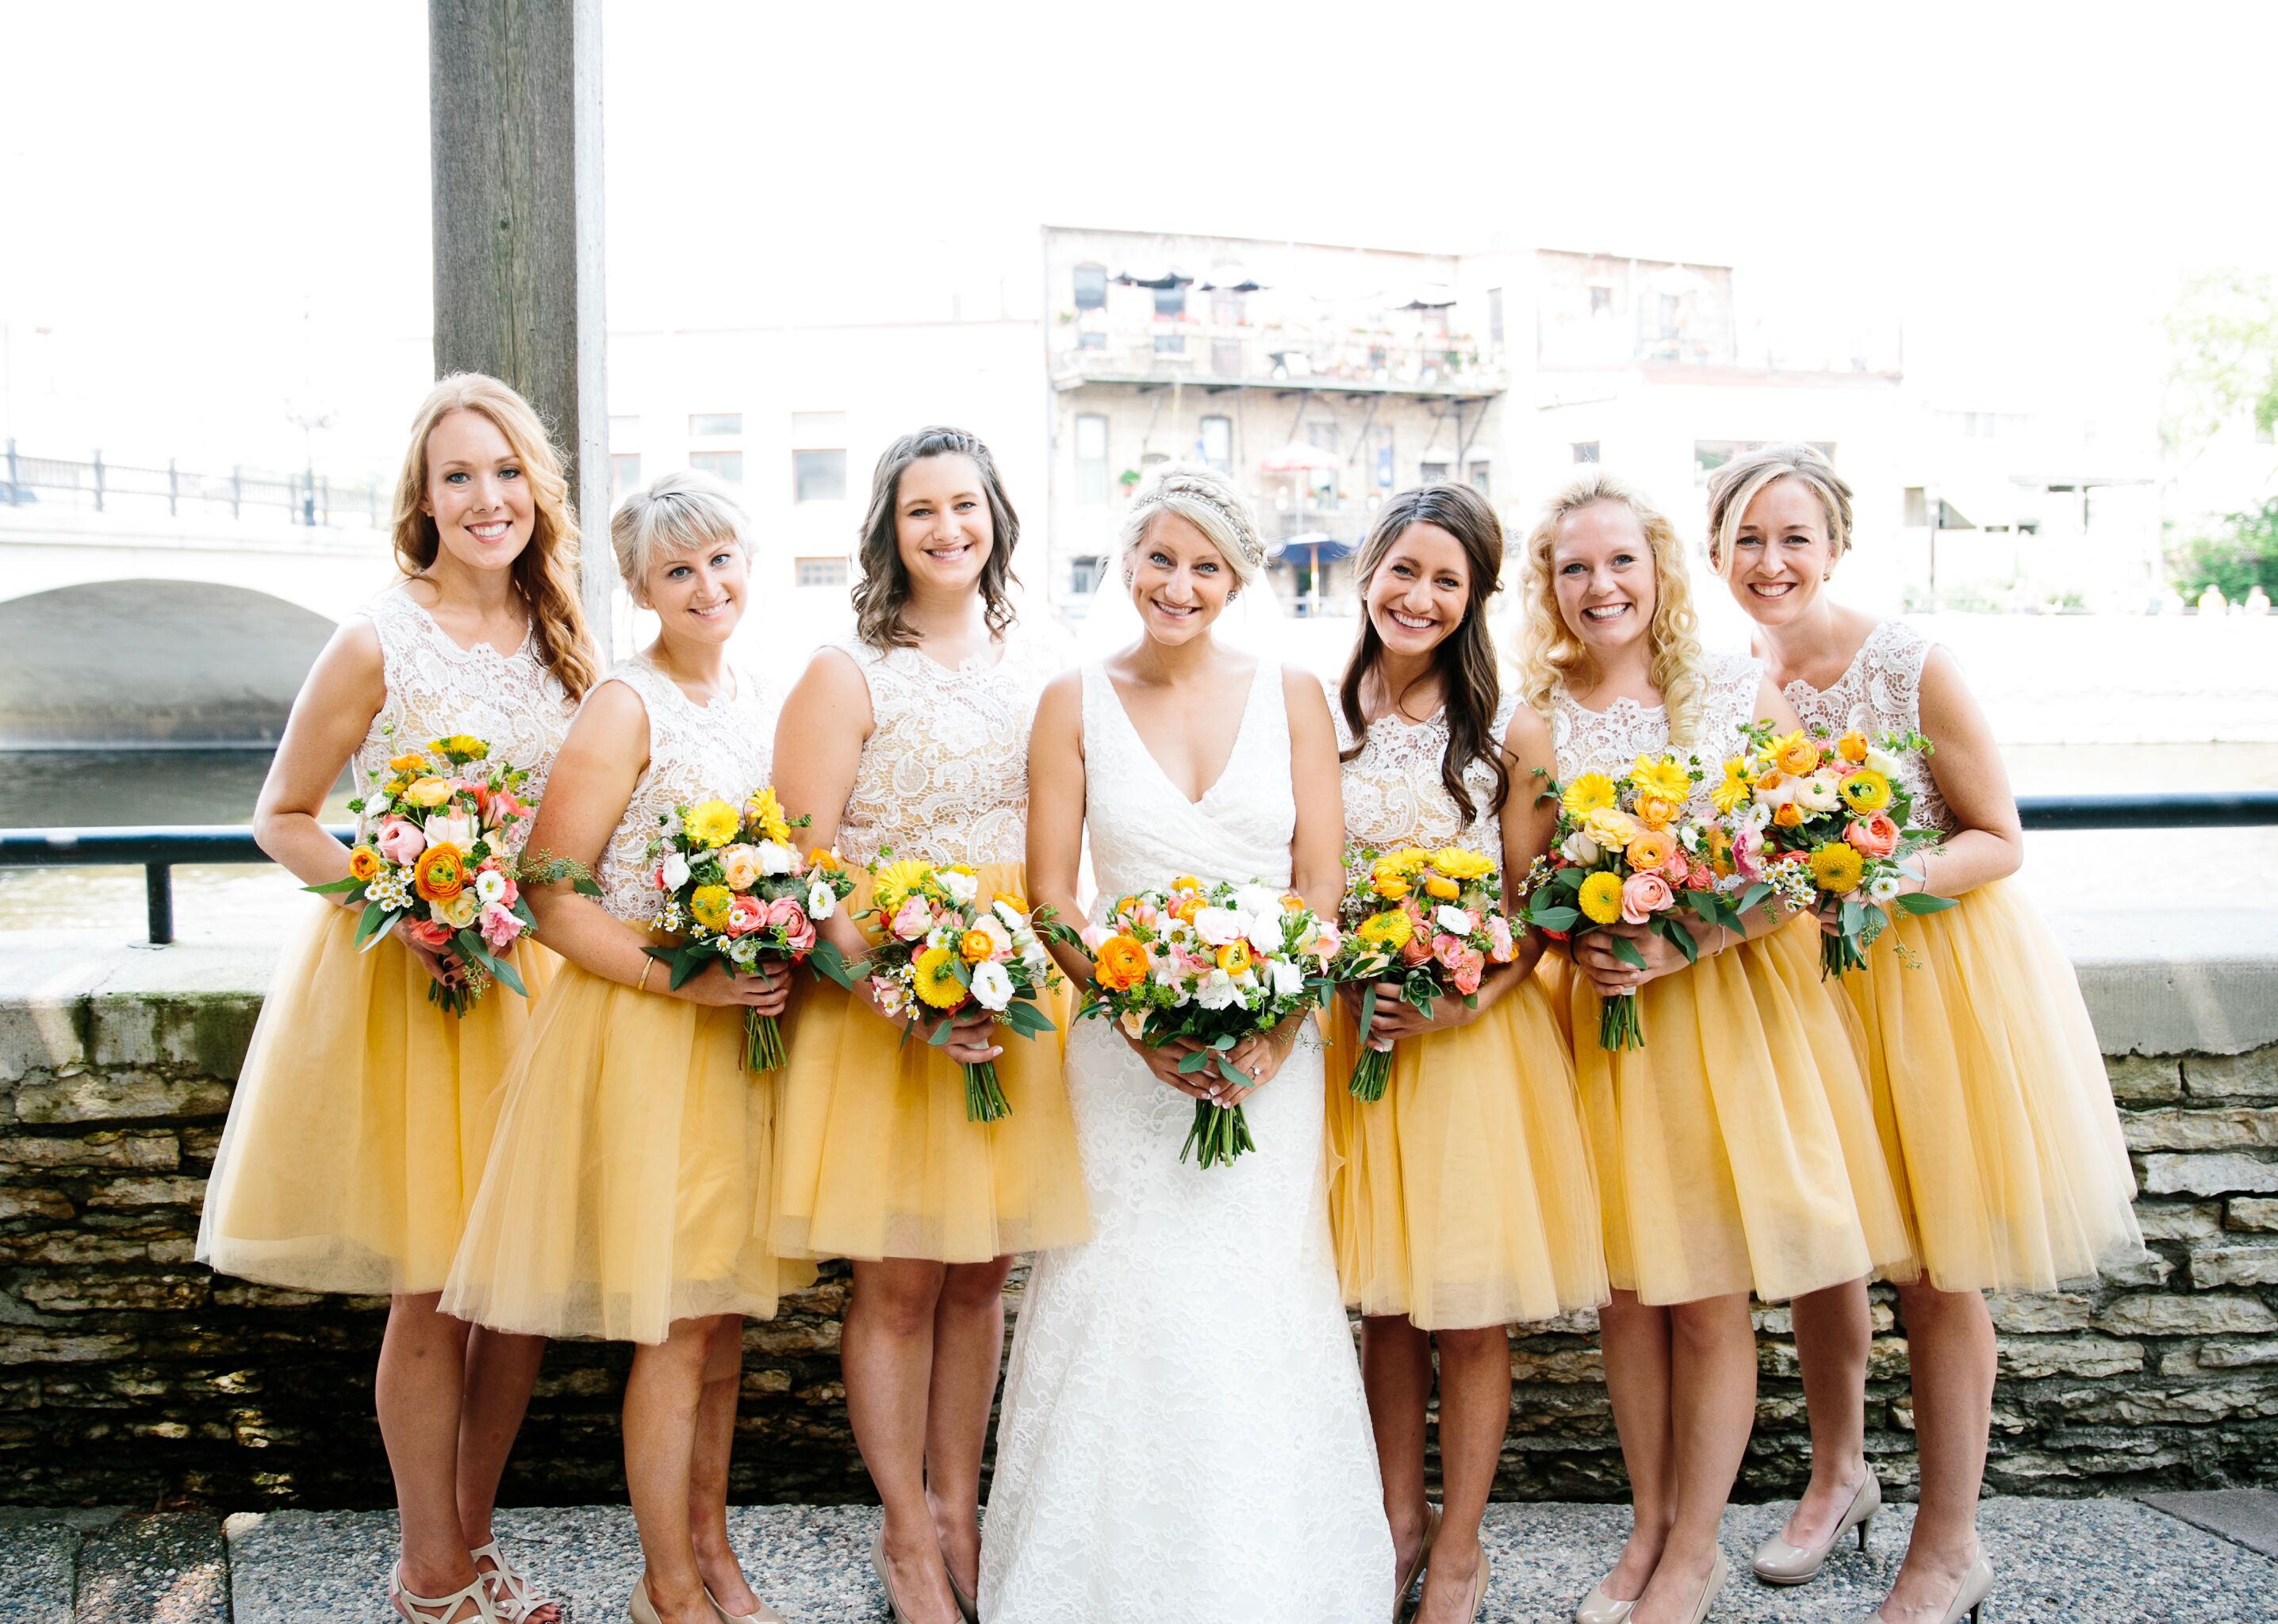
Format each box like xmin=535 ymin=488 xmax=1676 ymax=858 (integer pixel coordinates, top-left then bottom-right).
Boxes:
xmin=2 ymin=741 xmax=2274 ymax=940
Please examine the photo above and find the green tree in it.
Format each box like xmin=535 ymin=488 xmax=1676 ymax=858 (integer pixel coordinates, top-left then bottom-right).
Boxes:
xmin=2165 ymin=268 xmax=2278 ymax=451
xmin=2172 ymin=498 xmax=2278 ymax=599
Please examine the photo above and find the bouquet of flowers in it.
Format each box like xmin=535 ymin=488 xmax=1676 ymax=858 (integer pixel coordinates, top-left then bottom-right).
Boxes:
xmin=1521 ymin=753 xmax=1772 ymax=1051
xmin=1723 ymin=724 xmax=1954 ymax=977
xmin=1327 ymin=844 xmax=1519 ymax=1101
xmin=311 ymin=733 xmax=540 ymax=1016
xmin=855 ymin=855 xmax=1068 ymax=1121
xmin=642 ymin=787 xmax=855 ymax=1070
xmin=1076 ymin=876 xmax=1338 ymax=1169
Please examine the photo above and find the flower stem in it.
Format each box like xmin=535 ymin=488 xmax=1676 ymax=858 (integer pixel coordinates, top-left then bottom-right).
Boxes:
xmin=1348 ymin=1044 xmax=1394 ymax=1103
xmin=745 ymin=1011 xmax=785 ymax=1072
xmin=1597 ymin=990 xmax=1644 ymax=1051
xmin=963 ymin=1060 xmax=1011 ymax=1123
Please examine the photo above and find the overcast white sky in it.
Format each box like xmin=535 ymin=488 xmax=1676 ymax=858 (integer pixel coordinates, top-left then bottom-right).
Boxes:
xmin=3 ymin=0 xmax=2272 ymax=476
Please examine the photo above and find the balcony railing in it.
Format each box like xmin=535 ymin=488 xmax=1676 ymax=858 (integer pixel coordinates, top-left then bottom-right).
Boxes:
xmin=2 ymin=440 xmax=389 ymax=529
xmin=1053 ymin=323 xmax=1503 ymax=396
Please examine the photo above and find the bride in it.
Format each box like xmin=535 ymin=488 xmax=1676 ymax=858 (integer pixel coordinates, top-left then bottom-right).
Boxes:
xmin=980 ymin=465 xmax=1394 ymax=1622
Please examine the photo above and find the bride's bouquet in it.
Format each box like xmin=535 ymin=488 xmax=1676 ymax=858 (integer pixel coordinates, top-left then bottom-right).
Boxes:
xmin=855 ymin=855 xmax=1068 ymax=1121
xmin=641 ymin=787 xmax=855 ymax=1071
xmin=1076 ymin=875 xmax=1337 ymax=1169
xmin=1520 ymin=753 xmax=1770 ymax=1051
xmin=1725 ymin=723 xmax=1954 ymax=976
xmin=309 ymin=732 xmax=540 ymax=1016
xmin=1326 ymin=843 xmax=1518 ymax=1102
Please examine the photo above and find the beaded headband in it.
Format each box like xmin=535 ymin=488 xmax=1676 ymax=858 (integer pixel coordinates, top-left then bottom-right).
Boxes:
xmin=1132 ymin=467 xmax=1268 ymax=573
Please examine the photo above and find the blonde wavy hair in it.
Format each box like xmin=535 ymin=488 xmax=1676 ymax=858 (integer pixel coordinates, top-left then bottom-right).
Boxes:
xmin=391 ymin=373 xmax=600 ymax=699
xmin=1703 ymin=442 xmax=1855 ymax=576
xmin=1512 ymin=468 xmax=1708 ymax=747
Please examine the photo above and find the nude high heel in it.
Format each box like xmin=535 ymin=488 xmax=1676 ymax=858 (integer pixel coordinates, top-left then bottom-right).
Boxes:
xmin=390 ymin=1564 xmax=502 ymax=1624
xmin=1854 ymin=1553 xmax=1994 ymax=1624
xmin=629 ymin=1574 xmax=663 ymax=1624
xmin=1752 ymin=1473 xmax=1881 ymax=1585
xmin=943 ymin=1565 xmax=980 ymax=1624
xmin=869 ymin=1534 xmax=917 ymax=1624
xmin=1679 ymin=1550 xmax=1728 ymax=1624
xmin=1394 ymin=1502 xmax=1443 ymax=1622
xmin=1573 ymin=1576 xmax=1636 ymax=1624
xmin=704 ymin=1584 xmax=791 ymax=1624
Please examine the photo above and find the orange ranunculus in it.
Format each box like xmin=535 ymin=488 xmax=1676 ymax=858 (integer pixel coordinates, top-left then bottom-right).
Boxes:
xmin=1837 ymin=730 xmax=1870 ymax=764
xmin=387 ymin=753 xmax=428 ymax=774
xmin=348 ymin=845 xmax=382 ymax=882
xmin=1423 ymin=873 xmax=1460 ymax=902
xmin=1115 ymin=895 xmax=1139 ymax=921
xmin=1217 ymin=940 xmax=1252 ymax=975
xmin=1774 ymin=734 xmax=1821 ymax=776
xmin=1171 ymin=875 xmax=1202 ymax=894
xmin=959 ymin=929 xmax=997 ymax=963
xmin=412 ymin=842 xmax=468 ymax=902
xmin=1634 ymin=793 xmax=1682 ymax=831
xmin=1773 ymin=802 xmax=1805 ymax=829
xmin=1282 ymin=891 xmax=1306 ymax=913
xmin=1093 ymin=935 xmax=1149 ymax=991
xmin=992 ymin=891 xmax=1029 ymax=914
xmin=806 ymin=847 xmax=843 ymax=872
xmin=1626 ymin=828 xmax=1676 ymax=872
xmin=1173 ymin=896 xmax=1206 ymax=924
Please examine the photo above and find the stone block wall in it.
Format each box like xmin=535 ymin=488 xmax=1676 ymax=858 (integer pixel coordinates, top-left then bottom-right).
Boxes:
xmin=2 ymin=938 xmax=2275 ymax=1509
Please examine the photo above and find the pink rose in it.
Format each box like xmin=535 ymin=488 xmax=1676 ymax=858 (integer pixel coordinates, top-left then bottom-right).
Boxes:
xmin=891 ymin=896 xmax=931 ymax=940
xmin=376 ymin=817 xmax=426 ymax=864
xmin=1731 ymin=826 xmax=1766 ymax=882
xmin=405 ymin=918 xmax=453 ymax=949
xmin=1432 ymin=933 xmax=1466 ymax=974
xmin=781 ymin=905 xmax=817 ymax=956
xmin=482 ymin=788 xmax=530 ymax=829
xmin=1452 ymin=947 xmax=1485 ymax=997
xmin=1847 ymin=811 xmax=1900 ymax=859
xmin=1311 ymin=919 xmax=1343 ymax=962
xmin=1080 ymin=923 xmax=1111 ymax=952
xmin=1685 ymin=864 xmax=1713 ymax=892
xmin=1399 ymin=930 xmax=1435 ymax=967
xmin=477 ymin=900 xmax=523 ymax=950
xmin=1133 ymin=902 xmax=1160 ymax=930
xmin=1485 ymin=914 xmax=1515 ymax=963
xmin=723 ymin=894 xmax=765 ymax=937
xmin=1620 ymin=871 xmax=1674 ymax=925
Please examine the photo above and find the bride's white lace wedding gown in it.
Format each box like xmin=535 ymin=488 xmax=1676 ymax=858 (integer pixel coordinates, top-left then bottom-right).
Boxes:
xmin=979 ymin=660 xmax=1394 ymax=1623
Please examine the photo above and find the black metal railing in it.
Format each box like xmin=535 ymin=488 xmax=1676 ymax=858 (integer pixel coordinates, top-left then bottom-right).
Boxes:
xmin=4 ymin=796 xmax=2277 ymax=947
xmin=2 ymin=440 xmax=389 ymax=528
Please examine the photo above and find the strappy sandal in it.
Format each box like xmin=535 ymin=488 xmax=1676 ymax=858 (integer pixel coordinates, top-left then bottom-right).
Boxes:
xmin=389 ymin=1562 xmax=502 ymax=1624
xmin=471 ymin=1540 xmax=566 ymax=1624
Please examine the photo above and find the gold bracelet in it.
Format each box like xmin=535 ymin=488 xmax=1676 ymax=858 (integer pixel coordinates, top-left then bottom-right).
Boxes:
xmin=636 ymin=957 xmax=655 ymax=994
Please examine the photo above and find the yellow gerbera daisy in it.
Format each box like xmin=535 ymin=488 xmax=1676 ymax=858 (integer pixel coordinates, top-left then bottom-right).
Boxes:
xmin=1628 ymin=755 xmax=1691 ymax=806
xmin=911 ymin=945 xmax=969 ymax=1009
xmin=1391 ymin=846 xmax=1432 ymax=875
xmin=1711 ymin=757 xmax=1753 ymax=815
xmin=1578 ymin=871 xmax=1626 ymax=926
xmin=871 ymin=857 xmax=933 ymax=914
xmin=685 ymin=799 xmax=741 ymax=849
xmin=1808 ymin=842 xmax=1864 ymax=894
xmin=1560 ymin=772 xmax=1617 ymax=818
xmin=746 ymin=786 xmax=792 ymax=845
xmin=1430 ymin=846 xmax=1494 ymax=882
xmin=1838 ymin=769 xmax=1893 ymax=815
xmin=1356 ymin=910 xmax=1413 ymax=949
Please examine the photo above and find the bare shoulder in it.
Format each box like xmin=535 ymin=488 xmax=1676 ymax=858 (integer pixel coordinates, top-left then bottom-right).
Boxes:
xmin=1501 ymin=699 xmax=1555 ymax=763
xmin=781 ymin=642 xmax=874 ymax=726
xmin=565 ymin=675 xmax=650 ymax=753
xmin=1279 ymin=661 xmax=1332 ymax=719
xmin=1034 ymin=666 xmax=1086 ymax=730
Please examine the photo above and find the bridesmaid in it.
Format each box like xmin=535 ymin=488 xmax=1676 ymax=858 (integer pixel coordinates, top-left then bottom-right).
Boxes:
xmin=771 ymin=427 xmax=1088 ymax=1624
xmin=1324 ymin=484 xmax=1607 ymax=1623
xmin=198 ymin=373 xmax=595 ymax=1624
xmin=443 ymin=471 xmax=811 ymax=1624
xmin=1511 ymin=469 xmax=1913 ymax=1624
xmin=1705 ymin=445 xmax=2141 ymax=1624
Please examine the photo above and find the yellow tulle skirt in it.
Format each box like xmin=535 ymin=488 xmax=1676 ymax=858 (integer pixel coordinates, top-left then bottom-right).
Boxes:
xmin=197 ymin=898 xmax=557 ymax=1297
xmin=1325 ymin=974 xmax=1608 ymax=1330
xmin=769 ymin=861 xmax=1091 ymax=1263
xmin=1841 ymin=877 xmax=2141 ymax=1293
xmin=441 ymin=960 xmax=814 ymax=1343
xmin=1551 ymin=915 xmax=1916 ymax=1307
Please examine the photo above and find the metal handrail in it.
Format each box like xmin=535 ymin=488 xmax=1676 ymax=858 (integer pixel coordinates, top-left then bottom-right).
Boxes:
xmin=6 ymin=797 xmax=2278 ymax=946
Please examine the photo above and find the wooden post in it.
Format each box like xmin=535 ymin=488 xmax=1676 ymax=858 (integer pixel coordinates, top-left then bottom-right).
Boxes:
xmin=428 ymin=0 xmax=614 ymax=653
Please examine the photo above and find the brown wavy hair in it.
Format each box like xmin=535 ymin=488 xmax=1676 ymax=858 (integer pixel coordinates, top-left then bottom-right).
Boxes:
xmin=390 ymin=373 xmax=599 ymax=699
xmin=1337 ymin=484 xmax=1513 ymax=825
xmin=852 ymin=427 xmax=1021 ymax=649
xmin=1513 ymin=468 xmax=1706 ymax=748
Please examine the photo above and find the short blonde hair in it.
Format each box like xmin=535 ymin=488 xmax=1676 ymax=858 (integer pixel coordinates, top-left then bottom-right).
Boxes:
xmin=1119 ymin=464 xmax=1267 ymax=584
xmin=1512 ymin=468 xmax=1708 ymax=748
xmin=1704 ymin=443 xmax=1854 ymax=575
xmin=610 ymin=469 xmax=748 ymax=593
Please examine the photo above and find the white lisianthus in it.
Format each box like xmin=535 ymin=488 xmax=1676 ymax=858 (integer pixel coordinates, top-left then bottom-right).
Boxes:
xmin=1195 ymin=969 xmax=1242 ymax=1010
xmin=806 ymin=879 xmax=838 ymax=921
xmin=1269 ymin=957 xmax=1303 ymax=998
xmin=661 ymin=852 xmax=692 ymax=891
xmin=1244 ymin=912 xmax=1283 ymax=956
xmin=1022 ymin=940 xmax=1055 ymax=979
xmin=1194 ymin=906 xmax=1245 ymax=947
xmin=938 ymin=869 xmax=979 ymax=906
xmin=1678 ymin=824 xmax=1701 ymax=852
xmin=757 ymin=841 xmax=795 ymax=877
xmin=992 ymin=898 xmax=1029 ymax=931
xmin=1560 ymin=829 xmax=1601 ymax=864
xmin=424 ymin=812 xmax=477 ymax=852
xmin=1745 ymin=800 xmax=1774 ymax=831
xmin=1867 ymin=872 xmax=1904 ymax=903
xmin=968 ymin=959 xmax=1014 ymax=1012
xmin=1434 ymin=905 xmax=1476 ymax=936
xmin=1796 ymin=772 xmax=1841 ymax=814
xmin=1863 ymin=747 xmax=1906 ymax=779
xmin=474 ymin=869 xmax=510 ymax=906
xmin=1233 ymin=883 xmax=1283 ymax=918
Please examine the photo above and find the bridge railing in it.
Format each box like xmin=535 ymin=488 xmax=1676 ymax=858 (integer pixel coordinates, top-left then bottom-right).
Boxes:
xmin=2 ymin=440 xmax=389 ymax=529
xmin=4 ymin=794 xmax=2277 ymax=945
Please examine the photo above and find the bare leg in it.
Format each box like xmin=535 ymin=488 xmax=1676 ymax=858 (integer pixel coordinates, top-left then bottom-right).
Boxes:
xmin=625 ymin=1315 xmax=729 ymax=1624
xmin=924 ymin=1256 xmax=1014 ymax=1605
xmin=1780 ymin=1277 xmax=1873 ymax=1546
xmin=689 ymin=1316 xmax=767 ymax=1616
xmin=456 ymin=1327 xmax=559 ymax=1623
xmin=1874 ymin=1282 xmax=1993 ymax=1622
xmin=1360 ymin=1316 xmax=1436 ymax=1594
xmin=1630 ymin=1293 xmax=1755 ymax=1624
xmin=378 ymin=1293 xmax=482 ymax=1620
xmin=1413 ymin=1323 xmax=1511 ymax=1624
xmin=845 ymin=1258 xmax=959 ymax=1624
xmin=1596 ymin=1291 xmax=1674 ymax=1603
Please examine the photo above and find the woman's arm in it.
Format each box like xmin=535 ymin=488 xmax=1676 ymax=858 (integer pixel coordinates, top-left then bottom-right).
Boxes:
xmin=525 ymin=683 xmax=785 ymax=1013
xmin=1026 ymin=670 xmax=1092 ymax=986
xmin=1284 ymin=667 xmax=1345 ymax=919
xmin=1908 ymin=645 xmax=2024 ymax=896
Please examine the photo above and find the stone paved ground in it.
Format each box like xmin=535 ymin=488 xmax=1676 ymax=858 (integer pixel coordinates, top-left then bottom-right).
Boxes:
xmin=1 ymin=1495 xmax=2272 ymax=1622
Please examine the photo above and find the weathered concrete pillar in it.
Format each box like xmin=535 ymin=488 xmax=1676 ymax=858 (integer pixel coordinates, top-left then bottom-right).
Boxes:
xmin=428 ymin=0 xmax=614 ymax=650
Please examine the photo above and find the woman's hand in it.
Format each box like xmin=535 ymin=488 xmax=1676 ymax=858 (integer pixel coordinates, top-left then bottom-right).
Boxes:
xmin=392 ymin=919 xmax=463 ymax=992
xmin=1121 ymin=1026 xmax=1210 ymax=1097
xmin=1574 ymin=921 xmax=1689 ymax=1000
xmin=671 ymin=959 xmax=791 ymax=1014
xmin=930 ymin=1005 xmax=1003 ymax=1067
xmin=1355 ymin=979 xmax=1478 ymax=1048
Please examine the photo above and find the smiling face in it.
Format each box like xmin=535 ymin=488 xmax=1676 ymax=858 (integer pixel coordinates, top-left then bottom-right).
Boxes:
xmin=419 ymin=408 xmax=536 ymax=576
xmin=1128 ymin=511 xmax=1237 ymax=646
xmin=1551 ymin=499 xmax=1658 ymax=657
xmin=892 ymin=453 xmax=994 ymax=598
xmin=642 ymin=534 xmax=748 ymax=649
xmin=1724 ymin=475 xmax=1835 ymax=628
xmin=1363 ymin=520 xmax=1472 ymax=660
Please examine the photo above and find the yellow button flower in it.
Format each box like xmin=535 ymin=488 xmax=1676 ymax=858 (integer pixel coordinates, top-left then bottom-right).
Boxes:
xmin=912 ymin=945 xmax=969 ymax=1009
xmin=689 ymin=884 xmax=734 ymax=931
xmin=1578 ymin=871 xmax=1625 ymax=926
xmin=1808 ymin=842 xmax=1864 ymax=894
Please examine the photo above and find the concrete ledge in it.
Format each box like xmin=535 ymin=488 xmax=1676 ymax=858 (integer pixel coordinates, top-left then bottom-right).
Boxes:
xmin=2052 ymin=906 xmax=2278 ymax=1056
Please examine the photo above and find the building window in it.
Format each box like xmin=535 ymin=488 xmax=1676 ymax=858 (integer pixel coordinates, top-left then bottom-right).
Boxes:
xmin=1153 ymin=284 xmax=1187 ymax=320
xmin=1068 ymin=554 xmax=1106 ymax=596
xmin=1199 ymin=416 xmax=1232 ymax=473
xmin=1075 ymin=413 xmax=1109 ymax=506
xmin=1467 ymin=462 xmax=1491 ymax=496
xmin=1572 ymin=442 xmax=1600 ymax=464
xmin=689 ymin=450 xmax=743 ymax=484
xmin=1074 ymin=264 xmax=1107 ymax=312
xmin=1420 ymin=461 xmax=1449 ymax=484
xmin=793 ymin=449 xmax=846 ymax=504
xmin=1487 ymin=287 xmax=1505 ymax=346
xmin=689 ymin=412 xmax=742 ymax=438
xmin=796 ymin=556 xmax=849 ymax=589
xmin=1590 ymin=285 xmax=1613 ymax=316
xmin=611 ymin=453 xmax=642 ymax=496
xmin=1211 ymin=286 xmax=1246 ymax=324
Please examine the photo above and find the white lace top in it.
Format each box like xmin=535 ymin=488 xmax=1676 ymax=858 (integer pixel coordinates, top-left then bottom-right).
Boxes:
xmin=351 ymin=585 xmax=576 ymax=837
xmin=591 ymin=656 xmax=778 ymax=925
xmin=1331 ymin=683 xmax=1523 ymax=875
xmin=1781 ymin=619 xmax=1957 ymax=833
xmin=1547 ymin=650 xmax=1766 ymax=818
xmin=830 ymin=630 xmax=1064 ymax=869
